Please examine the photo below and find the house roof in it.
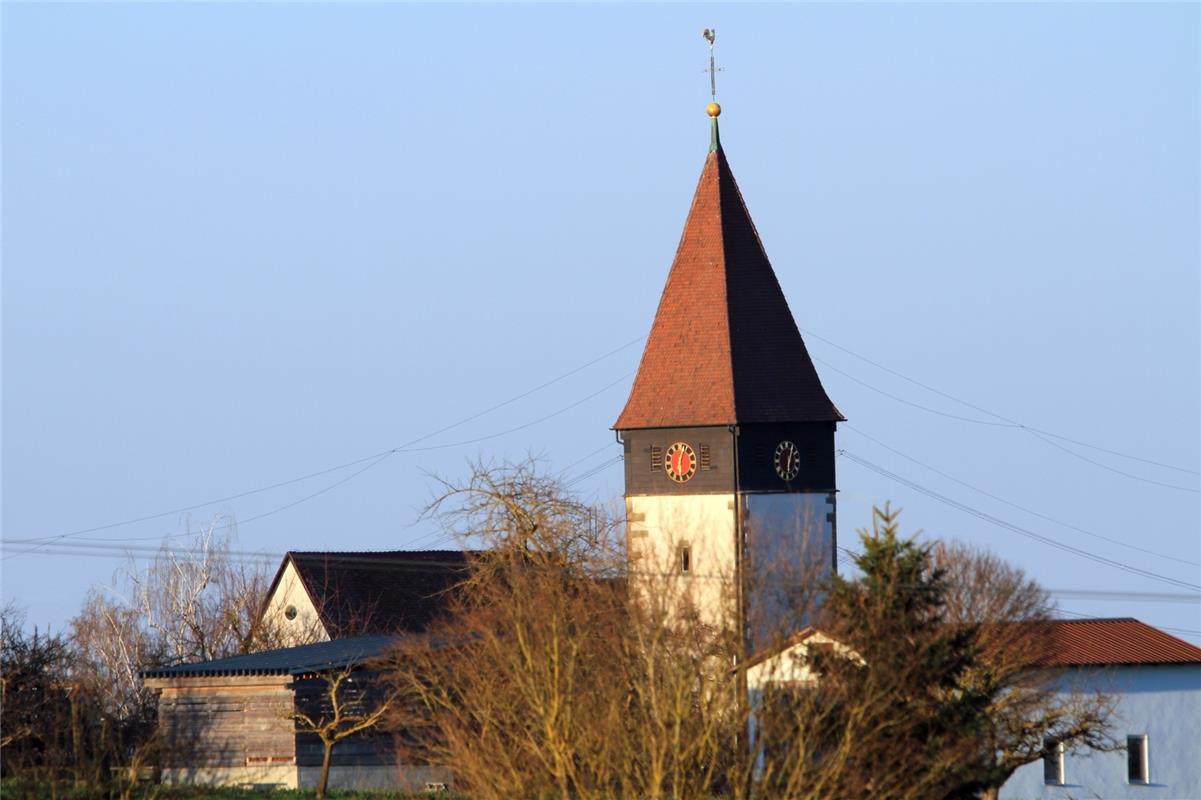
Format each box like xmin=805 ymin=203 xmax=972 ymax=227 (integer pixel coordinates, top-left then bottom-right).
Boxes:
xmin=1036 ymin=617 xmax=1201 ymax=667
xmin=614 ymin=118 xmax=842 ymax=430
xmin=742 ymin=626 xmax=824 ymax=671
xmin=743 ymin=618 xmax=1201 ymax=674
xmin=267 ymin=550 xmax=471 ymax=637
xmin=143 ymin=634 xmax=398 ymax=679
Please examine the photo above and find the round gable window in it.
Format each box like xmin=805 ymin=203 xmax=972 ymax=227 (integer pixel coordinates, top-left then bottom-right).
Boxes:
xmin=284 ymin=605 xmax=298 ymax=621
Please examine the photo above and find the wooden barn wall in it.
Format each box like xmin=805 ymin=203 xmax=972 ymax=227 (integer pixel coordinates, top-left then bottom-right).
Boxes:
xmin=155 ymin=678 xmax=296 ymax=769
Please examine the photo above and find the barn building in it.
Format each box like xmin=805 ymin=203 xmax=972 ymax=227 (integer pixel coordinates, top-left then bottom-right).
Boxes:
xmin=143 ymin=634 xmax=451 ymax=791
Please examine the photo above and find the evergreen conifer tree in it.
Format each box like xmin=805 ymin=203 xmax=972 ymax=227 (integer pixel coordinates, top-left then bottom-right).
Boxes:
xmin=808 ymin=505 xmax=992 ymax=799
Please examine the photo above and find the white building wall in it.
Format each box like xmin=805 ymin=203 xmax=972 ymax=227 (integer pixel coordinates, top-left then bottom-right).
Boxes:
xmin=298 ymin=764 xmax=454 ymax=792
xmin=261 ymin=561 xmax=329 ymax=644
xmin=627 ymin=492 xmax=833 ymax=646
xmin=161 ymin=765 xmax=297 ymax=790
xmin=627 ymin=494 xmax=737 ymax=631
xmin=745 ymin=630 xmax=849 ymax=690
xmin=1000 ymin=664 xmax=1201 ymax=800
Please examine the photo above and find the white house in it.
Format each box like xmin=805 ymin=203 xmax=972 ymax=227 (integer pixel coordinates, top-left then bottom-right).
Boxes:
xmin=999 ymin=618 xmax=1201 ymax=800
xmin=742 ymin=617 xmax=1201 ymax=798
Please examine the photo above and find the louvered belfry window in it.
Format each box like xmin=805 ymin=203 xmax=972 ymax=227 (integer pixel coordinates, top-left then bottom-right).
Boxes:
xmin=650 ymin=446 xmax=663 ymax=472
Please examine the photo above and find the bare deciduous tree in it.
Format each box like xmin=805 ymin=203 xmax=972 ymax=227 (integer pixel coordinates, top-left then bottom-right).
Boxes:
xmin=291 ymin=663 xmax=399 ymax=800
xmin=56 ymin=515 xmax=305 ymax=794
xmin=70 ymin=515 xmax=295 ymax=720
xmin=387 ymin=465 xmax=1113 ymax=800
xmin=388 ymin=460 xmax=744 ymax=800
xmin=933 ymin=542 xmax=1115 ymax=799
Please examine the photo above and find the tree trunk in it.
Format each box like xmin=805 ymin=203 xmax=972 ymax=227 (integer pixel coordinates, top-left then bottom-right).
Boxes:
xmin=317 ymin=738 xmax=334 ymax=800
xmin=71 ymin=691 xmax=84 ymax=788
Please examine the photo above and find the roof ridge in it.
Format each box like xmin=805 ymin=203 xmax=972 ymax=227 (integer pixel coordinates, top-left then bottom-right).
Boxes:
xmin=288 ymin=549 xmax=468 ymax=556
xmin=1055 ymin=616 xmax=1139 ymax=623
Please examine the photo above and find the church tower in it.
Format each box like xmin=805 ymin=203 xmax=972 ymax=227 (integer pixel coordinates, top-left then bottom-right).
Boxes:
xmin=614 ymin=103 xmax=843 ymax=653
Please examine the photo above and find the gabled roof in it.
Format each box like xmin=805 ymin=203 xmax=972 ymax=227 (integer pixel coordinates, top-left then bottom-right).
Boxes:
xmin=743 ymin=618 xmax=1201 ymax=675
xmin=265 ymin=550 xmax=470 ymax=637
xmin=742 ymin=626 xmax=826 ymax=671
xmin=1035 ymin=617 xmax=1201 ymax=667
xmin=143 ymin=634 xmax=397 ymax=679
xmin=614 ymin=121 xmax=842 ymax=430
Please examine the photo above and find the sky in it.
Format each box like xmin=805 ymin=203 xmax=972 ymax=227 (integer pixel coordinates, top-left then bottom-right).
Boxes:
xmin=3 ymin=3 xmax=1199 ymax=642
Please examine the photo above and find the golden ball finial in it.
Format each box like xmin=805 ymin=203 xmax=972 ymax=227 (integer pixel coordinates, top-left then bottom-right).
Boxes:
xmin=707 ymin=102 xmax=721 ymax=118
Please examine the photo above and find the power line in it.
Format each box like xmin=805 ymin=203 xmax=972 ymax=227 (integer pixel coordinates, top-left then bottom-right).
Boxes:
xmin=838 ymin=552 xmax=1199 ymax=604
xmin=339 ymin=448 xmax=626 ymax=554
xmin=3 ymin=452 xmax=628 ymax=562
xmin=11 ymin=336 xmax=644 ymax=547
xmin=817 ymin=357 xmax=1198 ymax=494
xmin=565 ymin=456 xmax=624 ymax=489
xmin=0 ymin=540 xmax=745 ymax=584
xmin=1048 ymin=590 xmax=1201 ymax=604
xmin=1053 ymin=608 xmax=1201 ymax=639
xmin=10 ymin=361 xmax=638 ymax=550
xmin=559 ymin=443 xmax=620 ymax=477
xmin=816 ymin=357 xmax=1017 ymax=428
xmin=1023 ymin=428 xmax=1199 ymax=494
xmin=5 ymin=452 xmax=398 ymax=561
xmin=842 ymin=424 xmax=1201 ymax=568
xmin=393 ymin=372 xmax=632 ymax=453
xmin=9 ymin=530 xmax=1201 ymax=610
xmin=839 ymin=547 xmax=1200 ymax=602
xmin=41 ymin=374 xmax=628 ymax=552
xmin=14 ymin=324 xmax=1195 ymax=554
xmin=800 ymin=326 xmax=1200 ymax=477
xmin=838 ymin=449 xmax=1201 ymax=592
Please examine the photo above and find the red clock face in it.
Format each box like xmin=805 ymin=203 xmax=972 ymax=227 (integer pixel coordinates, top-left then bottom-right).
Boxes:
xmin=774 ymin=440 xmax=801 ymax=481
xmin=664 ymin=442 xmax=698 ymax=483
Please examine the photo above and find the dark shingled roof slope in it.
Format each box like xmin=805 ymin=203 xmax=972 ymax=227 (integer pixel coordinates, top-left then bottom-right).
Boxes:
xmin=143 ymin=635 xmax=397 ymax=679
xmin=614 ymin=127 xmax=842 ymax=430
xmin=281 ymin=550 xmax=470 ymax=637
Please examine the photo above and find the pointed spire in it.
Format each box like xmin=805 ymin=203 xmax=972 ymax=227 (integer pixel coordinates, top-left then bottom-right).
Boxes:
xmin=614 ymin=116 xmax=843 ymax=431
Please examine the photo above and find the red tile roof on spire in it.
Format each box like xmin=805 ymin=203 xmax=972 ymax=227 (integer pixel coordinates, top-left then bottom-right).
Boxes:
xmin=614 ymin=141 xmax=842 ymax=430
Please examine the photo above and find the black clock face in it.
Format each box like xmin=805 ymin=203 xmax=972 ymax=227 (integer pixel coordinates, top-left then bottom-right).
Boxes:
xmin=664 ymin=442 xmax=698 ymax=483
xmin=774 ymin=440 xmax=801 ymax=481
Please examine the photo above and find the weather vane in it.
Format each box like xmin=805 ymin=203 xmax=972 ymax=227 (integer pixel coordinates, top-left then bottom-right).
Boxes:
xmin=702 ymin=28 xmax=720 ymax=102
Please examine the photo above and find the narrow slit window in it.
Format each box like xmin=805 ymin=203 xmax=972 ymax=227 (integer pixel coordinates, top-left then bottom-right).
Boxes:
xmin=678 ymin=543 xmax=692 ymax=574
xmin=1043 ymin=738 xmax=1064 ymax=785
xmin=1127 ymin=735 xmax=1149 ymax=784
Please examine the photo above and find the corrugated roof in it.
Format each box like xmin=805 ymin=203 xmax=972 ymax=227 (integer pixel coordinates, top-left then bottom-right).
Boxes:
xmin=1038 ymin=618 xmax=1201 ymax=667
xmin=143 ymin=634 xmax=398 ymax=679
xmin=614 ymin=125 xmax=841 ymax=430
